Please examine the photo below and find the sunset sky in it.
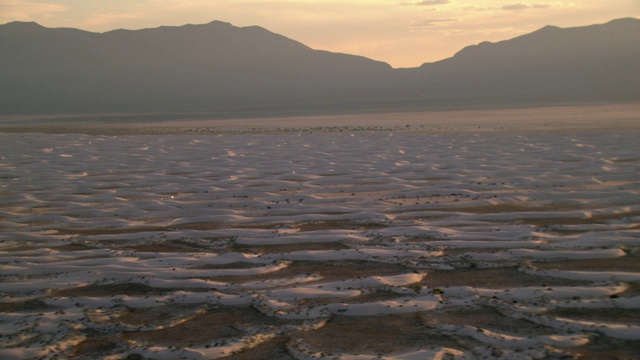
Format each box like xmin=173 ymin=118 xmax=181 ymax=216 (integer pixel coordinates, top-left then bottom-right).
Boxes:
xmin=1 ymin=0 xmax=639 ymax=68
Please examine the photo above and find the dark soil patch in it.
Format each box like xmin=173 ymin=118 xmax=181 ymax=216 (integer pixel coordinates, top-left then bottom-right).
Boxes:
xmin=417 ymin=266 xmax=593 ymax=289
xmin=118 ymin=304 xmax=202 ymax=327
xmin=294 ymin=288 xmax=403 ymax=309
xmin=126 ymin=240 xmax=220 ymax=253
xmin=232 ymin=242 xmax=350 ymax=254
xmin=297 ymin=313 xmax=469 ymax=356
xmin=52 ymin=243 xmax=97 ymax=251
xmin=0 ymin=299 xmax=57 ymax=313
xmin=123 ymin=305 xmax=295 ymax=347
xmin=209 ymin=260 xmax=414 ymax=283
xmin=419 ymin=305 xmax=554 ymax=336
xmin=190 ymin=262 xmax=261 ymax=270
xmin=55 ymin=282 xmax=177 ymax=297
xmin=221 ymin=336 xmax=297 ymax=360
xmin=534 ymin=255 xmax=640 ymax=272
xmin=524 ymin=210 xmax=640 ymax=227
xmin=548 ymin=308 xmax=640 ymax=324
xmin=296 ymin=220 xmax=388 ymax=232
xmin=71 ymin=336 xmax=121 ymax=358
xmin=566 ymin=335 xmax=640 ymax=360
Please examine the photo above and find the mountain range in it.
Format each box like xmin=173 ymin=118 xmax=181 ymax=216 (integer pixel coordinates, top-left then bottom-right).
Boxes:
xmin=1 ymin=18 xmax=638 ymax=115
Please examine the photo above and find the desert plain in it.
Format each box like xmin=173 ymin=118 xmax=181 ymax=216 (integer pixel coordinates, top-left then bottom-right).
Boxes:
xmin=1 ymin=103 xmax=639 ymax=359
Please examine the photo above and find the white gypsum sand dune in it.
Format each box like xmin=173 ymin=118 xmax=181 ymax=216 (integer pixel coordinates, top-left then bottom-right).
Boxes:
xmin=0 ymin=105 xmax=639 ymax=359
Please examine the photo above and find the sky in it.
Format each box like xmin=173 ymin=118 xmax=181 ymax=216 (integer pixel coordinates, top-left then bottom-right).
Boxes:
xmin=1 ymin=1 xmax=639 ymax=68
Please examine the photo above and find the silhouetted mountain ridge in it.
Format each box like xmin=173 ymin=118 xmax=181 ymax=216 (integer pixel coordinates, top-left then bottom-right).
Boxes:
xmin=409 ymin=18 xmax=640 ymax=104
xmin=0 ymin=18 xmax=638 ymax=115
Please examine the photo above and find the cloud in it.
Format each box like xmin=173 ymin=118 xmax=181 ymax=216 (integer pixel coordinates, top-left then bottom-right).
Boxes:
xmin=502 ymin=3 xmax=552 ymax=11
xmin=81 ymin=13 xmax=146 ymax=28
xmin=410 ymin=18 xmax=457 ymax=29
xmin=406 ymin=0 xmax=449 ymax=6
xmin=502 ymin=3 xmax=530 ymax=11
xmin=0 ymin=1 xmax=66 ymax=22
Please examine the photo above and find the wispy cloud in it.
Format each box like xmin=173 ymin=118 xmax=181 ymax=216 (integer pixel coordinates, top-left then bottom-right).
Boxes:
xmin=405 ymin=0 xmax=449 ymax=6
xmin=502 ymin=3 xmax=552 ymax=11
xmin=0 ymin=0 xmax=66 ymax=22
xmin=81 ymin=13 xmax=146 ymax=28
xmin=410 ymin=18 xmax=457 ymax=28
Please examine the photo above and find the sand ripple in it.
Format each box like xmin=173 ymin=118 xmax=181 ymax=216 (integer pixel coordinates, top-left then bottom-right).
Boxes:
xmin=1 ymin=129 xmax=639 ymax=359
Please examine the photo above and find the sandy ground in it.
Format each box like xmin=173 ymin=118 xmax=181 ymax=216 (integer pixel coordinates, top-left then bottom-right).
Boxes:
xmin=0 ymin=103 xmax=639 ymax=359
xmin=1 ymin=103 xmax=639 ymax=135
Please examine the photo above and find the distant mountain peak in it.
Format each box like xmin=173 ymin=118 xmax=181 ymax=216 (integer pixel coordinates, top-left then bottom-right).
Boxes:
xmin=537 ymin=24 xmax=560 ymax=32
xmin=203 ymin=20 xmax=234 ymax=27
xmin=1 ymin=21 xmax=46 ymax=31
xmin=0 ymin=17 xmax=638 ymax=115
xmin=606 ymin=17 xmax=640 ymax=25
xmin=4 ymin=20 xmax=42 ymax=26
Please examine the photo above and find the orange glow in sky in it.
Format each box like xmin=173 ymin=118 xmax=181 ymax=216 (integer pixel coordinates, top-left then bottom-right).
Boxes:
xmin=1 ymin=0 xmax=639 ymax=68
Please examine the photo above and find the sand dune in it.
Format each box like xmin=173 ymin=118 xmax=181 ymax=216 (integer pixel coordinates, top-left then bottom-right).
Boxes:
xmin=1 ymin=106 xmax=639 ymax=359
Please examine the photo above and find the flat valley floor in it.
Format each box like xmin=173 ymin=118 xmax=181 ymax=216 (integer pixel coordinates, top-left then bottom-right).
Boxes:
xmin=1 ymin=104 xmax=639 ymax=359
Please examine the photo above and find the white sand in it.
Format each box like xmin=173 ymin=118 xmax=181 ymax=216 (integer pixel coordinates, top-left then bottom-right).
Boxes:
xmin=0 ymin=104 xmax=639 ymax=359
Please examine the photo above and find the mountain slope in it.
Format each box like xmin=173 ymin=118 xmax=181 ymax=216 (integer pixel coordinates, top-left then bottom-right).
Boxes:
xmin=404 ymin=18 xmax=640 ymax=105
xmin=0 ymin=21 xmax=401 ymax=114
xmin=0 ymin=18 xmax=639 ymax=115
